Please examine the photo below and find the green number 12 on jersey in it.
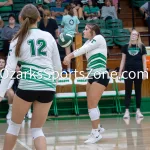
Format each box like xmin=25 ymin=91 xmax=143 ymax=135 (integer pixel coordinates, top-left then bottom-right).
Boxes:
xmin=27 ymin=39 xmax=47 ymax=56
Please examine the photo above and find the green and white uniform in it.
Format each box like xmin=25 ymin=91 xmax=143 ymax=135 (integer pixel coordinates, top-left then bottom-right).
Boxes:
xmin=73 ymin=35 xmax=107 ymax=77
xmin=0 ymin=28 xmax=62 ymax=98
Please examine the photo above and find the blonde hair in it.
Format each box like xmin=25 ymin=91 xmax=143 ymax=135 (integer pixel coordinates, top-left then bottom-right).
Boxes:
xmin=128 ymin=29 xmax=143 ymax=50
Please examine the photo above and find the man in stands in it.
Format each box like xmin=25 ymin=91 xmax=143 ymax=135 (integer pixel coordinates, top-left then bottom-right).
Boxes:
xmin=51 ymin=0 xmax=64 ymax=20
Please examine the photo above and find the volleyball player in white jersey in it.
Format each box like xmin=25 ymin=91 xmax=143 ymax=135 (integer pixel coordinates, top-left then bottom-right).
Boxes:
xmin=0 ymin=4 xmax=62 ymax=150
xmin=63 ymin=24 xmax=109 ymax=144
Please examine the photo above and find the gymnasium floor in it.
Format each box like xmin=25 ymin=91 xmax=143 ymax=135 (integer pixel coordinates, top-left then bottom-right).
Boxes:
xmin=0 ymin=115 xmax=150 ymax=150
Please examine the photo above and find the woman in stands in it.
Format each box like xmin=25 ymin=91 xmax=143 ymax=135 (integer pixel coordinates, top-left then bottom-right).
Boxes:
xmin=39 ymin=9 xmax=59 ymax=39
xmin=63 ymin=24 xmax=109 ymax=144
xmin=119 ymin=29 xmax=147 ymax=119
xmin=83 ymin=0 xmax=101 ymax=21
xmin=0 ymin=4 xmax=62 ymax=150
xmin=101 ymin=0 xmax=118 ymax=20
xmin=61 ymin=5 xmax=80 ymax=73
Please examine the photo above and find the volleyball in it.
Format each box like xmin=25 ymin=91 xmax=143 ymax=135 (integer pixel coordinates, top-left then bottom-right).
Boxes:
xmin=58 ymin=33 xmax=73 ymax=48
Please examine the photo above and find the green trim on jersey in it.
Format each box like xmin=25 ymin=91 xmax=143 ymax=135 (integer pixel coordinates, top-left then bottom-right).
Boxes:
xmin=21 ymin=67 xmax=55 ymax=88
xmin=87 ymin=59 xmax=106 ymax=68
xmin=88 ymin=53 xmax=107 ymax=64
xmin=18 ymin=61 xmax=52 ymax=70
xmin=89 ymin=64 xmax=106 ymax=69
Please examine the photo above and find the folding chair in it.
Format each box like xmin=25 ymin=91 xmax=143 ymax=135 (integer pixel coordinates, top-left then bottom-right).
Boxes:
xmin=53 ymin=77 xmax=77 ymax=116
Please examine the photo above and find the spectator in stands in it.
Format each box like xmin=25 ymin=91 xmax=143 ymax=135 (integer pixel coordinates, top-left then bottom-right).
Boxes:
xmin=0 ymin=57 xmax=14 ymax=120
xmin=119 ymin=29 xmax=147 ymax=119
xmin=83 ymin=0 xmax=100 ymax=21
xmin=101 ymin=0 xmax=118 ymax=21
xmin=140 ymin=2 xmax=150 ymax=44
xmin=0 ymin=0 xmax=13 ymax=12
xmin=61 ymin=5 xmax=79 ymax=73
xmin=39 ymin=9 xmax=59 ymax=39
xmin=51 ymin=0 xmax=64 ymax=20
xmin=70 ymin=1 xmax=84 ymax=19
xmin=1 ymin=14 xmax=20 ymax=57
xmin=140 ymin=2 xmax=150 ymax=20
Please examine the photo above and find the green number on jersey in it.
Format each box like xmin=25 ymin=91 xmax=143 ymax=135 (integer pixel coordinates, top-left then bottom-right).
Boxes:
xmin=27 ymin=39 xmax=47 ymax=56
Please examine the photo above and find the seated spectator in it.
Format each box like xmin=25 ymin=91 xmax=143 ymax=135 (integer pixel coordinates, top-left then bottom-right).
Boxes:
xmin=140 ymin=2 xmax=150 ymax=21
xmin=101 ymin=0 xmax=118 ymax=20
xmin=70 ymin=1 xmax=84 ymax=19
xmin=51 ymin=0 xmax=64 ymax=20
xmin=140 ymin=2 xmax=150 ymax=44
xmin=0 ymin=0 xmax=13 ymax=12
xmin=83 ymin=0 xmax=100 ymax=21
xmin=1 ymin=14 xmax=20 ymax=56
xmin=39 ymin=9 xmax=59 ymax=39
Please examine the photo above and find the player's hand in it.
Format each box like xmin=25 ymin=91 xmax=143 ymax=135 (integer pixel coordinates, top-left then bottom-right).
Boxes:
xmin=63 ymin=56 xmax=71 ymax=66
xmin=0 ymin=97 xmax=3 ymax=102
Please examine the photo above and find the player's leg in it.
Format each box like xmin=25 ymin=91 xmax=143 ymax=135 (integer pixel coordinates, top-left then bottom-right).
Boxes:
xmin=31 ymin=101 xmax=52 ymax=150
xmin=84 ymin=82 xmax=106 ymax=144
xmin=85 ymin=74 xmax=109 ymax=144
xmin=30 ymin=91 xmax=54 ymax=150
xmin=5 ymin=88 xmax=15 ymax=119
xmin=3 ymin=94 xmax=32 ymax=150
xmin=65 ymin=46 xmax=71 ymax=72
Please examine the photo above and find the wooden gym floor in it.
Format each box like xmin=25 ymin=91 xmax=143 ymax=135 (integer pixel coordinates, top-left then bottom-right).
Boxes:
xmin=0 ymin=115 xmax=150 ymax=150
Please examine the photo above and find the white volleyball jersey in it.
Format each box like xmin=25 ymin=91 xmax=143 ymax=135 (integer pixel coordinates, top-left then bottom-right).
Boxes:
xmin=73 ymin=35 xmax=108 ymax=76
xmin=0 ymin=28 xmax=62 ymax=97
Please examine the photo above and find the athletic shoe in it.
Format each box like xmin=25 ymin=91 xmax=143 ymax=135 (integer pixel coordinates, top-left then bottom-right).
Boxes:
xmin=6 ymin=110 xmax=12 ymax=120
xmin=123 ymin=111 xmax=130 ymax=119
xmin=136 ymin=110 xmax=144 ymax=118
xmin=84 ymin=131 xmax=102 ymax=144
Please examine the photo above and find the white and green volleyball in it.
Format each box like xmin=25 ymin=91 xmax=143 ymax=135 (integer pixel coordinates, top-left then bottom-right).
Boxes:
xmin=58 ymin=33 xmax=73 ymax=48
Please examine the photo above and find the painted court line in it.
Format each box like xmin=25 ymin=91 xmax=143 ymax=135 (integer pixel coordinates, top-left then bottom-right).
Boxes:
xmin=17 ymin=139 xmax=32 ymax=150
